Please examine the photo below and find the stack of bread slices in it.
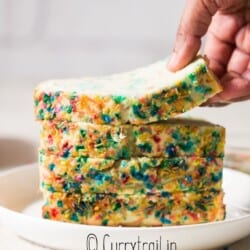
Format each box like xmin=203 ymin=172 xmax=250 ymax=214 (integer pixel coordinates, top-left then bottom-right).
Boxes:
xmin=34 ymin=57 xmax=225 ymax=226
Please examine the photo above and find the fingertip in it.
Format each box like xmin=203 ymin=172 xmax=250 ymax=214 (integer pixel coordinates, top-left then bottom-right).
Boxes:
xmin=204 ymin=94 xmax=224 ymax=104
xmin=167 ymin=50 xmax=190 ymax=72
xmin=201 ymin=94 xmax=231 ymax=107
xmin=167 ymin=52 xmax=179 ymax=71
xmin=167 ymin=35 xmax=202 ymax=72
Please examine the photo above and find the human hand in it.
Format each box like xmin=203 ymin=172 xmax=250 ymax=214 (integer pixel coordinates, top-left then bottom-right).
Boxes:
xmin=168 ymin=0 xmax=250 ymax=105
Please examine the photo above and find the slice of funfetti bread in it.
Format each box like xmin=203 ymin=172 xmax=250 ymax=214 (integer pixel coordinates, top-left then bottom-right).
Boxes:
xmin=34 ymin=57 xmax=222 ymax=125
xmin=40 ymin=118 xmax=225 ymax=159
xmin=39 ymin=152 xmax=223 ymax=194
xmin=42 ymin=191 xmax=225 ymax=226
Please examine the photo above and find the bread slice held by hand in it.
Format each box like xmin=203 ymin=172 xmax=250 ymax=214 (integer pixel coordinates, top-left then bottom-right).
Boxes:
xmin=34 ymin=57 xmax=221 ymax=125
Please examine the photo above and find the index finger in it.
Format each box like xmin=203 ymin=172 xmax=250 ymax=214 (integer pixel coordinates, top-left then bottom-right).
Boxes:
xmin=167 ymin=0 xmax=218 ymax=71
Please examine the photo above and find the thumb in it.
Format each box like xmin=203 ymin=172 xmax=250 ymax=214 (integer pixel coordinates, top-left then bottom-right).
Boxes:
xmin=168 ymin=0 xmax=218 ymax=71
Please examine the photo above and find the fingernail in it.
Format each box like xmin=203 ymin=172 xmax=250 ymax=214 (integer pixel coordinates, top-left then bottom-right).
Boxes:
xmin=207 ymin=102 xmax=231 ymax=107
xmin=167 ymin=52 xmax=178 ymax=71
xmin=208 ymin=95 xmax=222 ymax=103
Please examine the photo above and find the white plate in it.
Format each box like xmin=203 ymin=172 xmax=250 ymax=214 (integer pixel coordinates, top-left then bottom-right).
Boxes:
xmin=0 ymin=165 xmax=249 ymax=250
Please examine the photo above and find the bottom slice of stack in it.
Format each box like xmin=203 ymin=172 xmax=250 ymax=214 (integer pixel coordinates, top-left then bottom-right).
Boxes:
xmin=39 ymin=118 xmax=225 ymax=226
